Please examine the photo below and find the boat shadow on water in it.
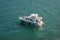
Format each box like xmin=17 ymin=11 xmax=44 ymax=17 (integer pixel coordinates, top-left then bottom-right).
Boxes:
xmin=19 ymin=22 xmax=44 ymax=31
xmin=13 ymin=20 xmax=44 ymax=31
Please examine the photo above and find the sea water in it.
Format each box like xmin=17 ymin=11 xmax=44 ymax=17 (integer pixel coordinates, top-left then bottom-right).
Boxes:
xmin=0 ymin=0 xmax=60 ymax=40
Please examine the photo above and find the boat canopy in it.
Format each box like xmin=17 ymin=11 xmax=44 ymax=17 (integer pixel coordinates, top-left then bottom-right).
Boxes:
xmin=30 ymin=14 xmax=38 ymax=17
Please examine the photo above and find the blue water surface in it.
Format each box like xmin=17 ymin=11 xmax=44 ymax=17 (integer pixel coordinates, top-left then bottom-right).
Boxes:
xmin=0 ymin=0 xmax=60 ymax=40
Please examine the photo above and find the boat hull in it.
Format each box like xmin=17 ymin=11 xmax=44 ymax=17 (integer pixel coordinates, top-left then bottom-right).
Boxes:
xmin=19 ymin=19 xmax=40 ymax=27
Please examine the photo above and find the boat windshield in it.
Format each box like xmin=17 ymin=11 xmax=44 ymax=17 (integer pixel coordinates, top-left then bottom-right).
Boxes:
xmin=25 ymin=18 xmax=34 ymax=22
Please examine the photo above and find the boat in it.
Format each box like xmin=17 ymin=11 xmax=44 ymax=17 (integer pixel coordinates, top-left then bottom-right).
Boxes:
xmin=19 ymin=14 xmax=44 ymax=27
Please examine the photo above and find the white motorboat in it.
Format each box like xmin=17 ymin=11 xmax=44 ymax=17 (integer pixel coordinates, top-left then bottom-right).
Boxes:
xmin=19 ymin=14 xmax=44 ymax=27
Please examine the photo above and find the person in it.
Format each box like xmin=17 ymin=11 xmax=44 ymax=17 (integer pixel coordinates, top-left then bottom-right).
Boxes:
xmin=36 ymin=17 xmax=40 ymax=23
